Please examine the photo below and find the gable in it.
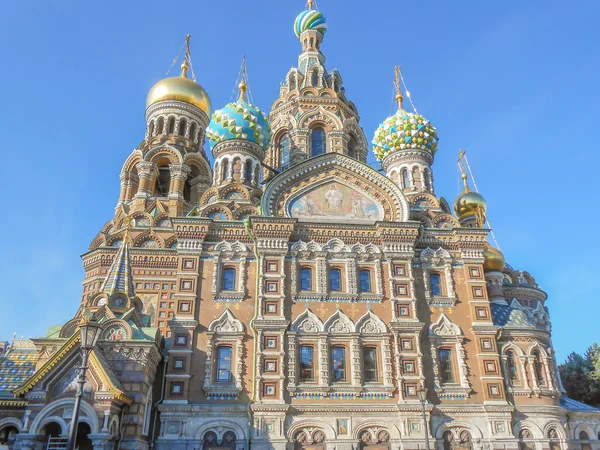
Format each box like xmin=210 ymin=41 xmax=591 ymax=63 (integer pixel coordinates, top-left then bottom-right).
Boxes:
xmin=262 ymin=153 xmax=409 ymax=222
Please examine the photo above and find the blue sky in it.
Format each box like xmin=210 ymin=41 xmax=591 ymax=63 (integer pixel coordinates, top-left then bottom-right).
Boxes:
xmin=1 ymin=1 xmax=598 ymax=362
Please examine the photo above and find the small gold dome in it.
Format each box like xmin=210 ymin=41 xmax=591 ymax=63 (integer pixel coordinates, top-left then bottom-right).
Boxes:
xmin=483 ymin=246 xmax=505 ymax=272
xmin=146 ymin=62 xmax=211 ymax=115
xmin=453 ymin=190 xmax=487 ymax=220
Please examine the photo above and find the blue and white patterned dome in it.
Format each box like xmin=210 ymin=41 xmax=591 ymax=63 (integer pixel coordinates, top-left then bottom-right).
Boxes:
xmin=206 ymin=99 xmax=271 ymax=150
xmin=294 ymin=9 xmax=327 ymax=38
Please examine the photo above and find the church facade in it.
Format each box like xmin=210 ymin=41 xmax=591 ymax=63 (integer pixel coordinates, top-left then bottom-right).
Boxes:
xmin=1 ymin=3 xmax=600 ymax=450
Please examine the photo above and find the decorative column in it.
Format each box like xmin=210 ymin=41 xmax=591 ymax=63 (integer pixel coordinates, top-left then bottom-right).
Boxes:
xmin=518 ymin=356 xmax=531 ymax=391
xmin=135 ymin=162 xmax=156 ymax=198
xmin=119 ymin=172 xmax=131 ymax=203
xmin=169 ymin=164 xmax=191 ymax=200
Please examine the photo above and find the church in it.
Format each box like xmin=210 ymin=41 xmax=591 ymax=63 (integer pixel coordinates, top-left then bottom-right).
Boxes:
xmin=1 ymin=2 xmax=599 ymax=450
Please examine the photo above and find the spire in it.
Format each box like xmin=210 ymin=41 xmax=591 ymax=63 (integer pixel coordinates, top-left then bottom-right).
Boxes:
xmin=394 ymin=66 xmax=405 ymax=112
xmin=103 ymin=216 xmax=135 ymax=298
xmin=307 ymin=0 xmax=314 ymax=9
xmin=238 ymin=55 xmax=248 ymax=101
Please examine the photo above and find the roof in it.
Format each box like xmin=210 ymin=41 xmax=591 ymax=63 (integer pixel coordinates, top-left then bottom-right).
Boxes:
xmin=103 ymin=241 xmax=135 ymax=298
xmin=0 ymin=340 xmax=39 ymax=398
xmin=491 ymin=303 xmax=536 ymax=329
xmin=561 ymin=397 xmax=600 ymax=412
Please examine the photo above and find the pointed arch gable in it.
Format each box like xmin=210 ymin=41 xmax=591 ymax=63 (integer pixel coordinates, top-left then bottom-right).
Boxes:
xmin=208 ymin=309 xmax=245 ymax=334
xmin=291 ymin=308 xmax=325 ymax=333
xmin=356 ymin=310 xmax=387 ymax=334
xmin=324 ymin=309 xmax=355 ymax=334
xmin=429 ymin=314 xmax=462 ymax=337
xmin=262 ymin=153 xmax=409 ymax=222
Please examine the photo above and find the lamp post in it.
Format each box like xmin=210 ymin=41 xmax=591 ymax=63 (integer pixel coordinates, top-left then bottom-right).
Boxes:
xmin=417 ymin=386 xmax=431 ymax=450
xmin=65 ymin=318 xmax=102 ymax=450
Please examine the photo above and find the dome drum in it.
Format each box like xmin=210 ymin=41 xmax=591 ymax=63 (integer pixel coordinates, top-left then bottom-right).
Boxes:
xmin=380 ymin=147 xmax=434 ymax=173
xmin=211 ymin=139 xmax=266 ymax=161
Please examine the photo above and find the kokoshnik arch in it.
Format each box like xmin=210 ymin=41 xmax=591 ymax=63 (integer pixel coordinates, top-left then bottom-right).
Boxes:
xmin=0 ymin=2 xmax=599 ymax=450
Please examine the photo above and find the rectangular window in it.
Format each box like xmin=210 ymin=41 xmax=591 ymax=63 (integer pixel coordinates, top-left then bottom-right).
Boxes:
xmin=394 ymin=264 xmax=406 ymax=276
xmin=430 ymin=273 xmax=442 ymax=296
xmin=329 ymin=269 xmax=342 ymax=292
xmin=331 ymin=346 xmax=346 ymax=382
xmin=363 ymin=347 xmax=378 ymax=382
xmin=299 ymin=346 xmax=314 ymax=382
xmin=222 ymin=268 xmax=236 ymax=291
xmin=265 ymin=336 xmax=278 ymax=350
xmin=170 ymin=382 xmax=183 ymax=395
xmin=216 ymin=346 xmax=233 ymax=382
xmin=401 ymin=338 xmax=414 ymax=350
xmin=300 ymin=267 xmax=312 ymax=291
xmin=438 ymin=348 xmax=455 ymax=384
xmin=265 ymin=360 xmax=277 ymax=373
xmin=173 ymin=358 xmax=185 ymax=370
xmin=359 ymin=270 xmax=372 ymax=293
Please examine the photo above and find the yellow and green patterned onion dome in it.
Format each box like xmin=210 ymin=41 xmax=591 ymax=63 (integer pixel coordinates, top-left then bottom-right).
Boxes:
xmin=372 ymin=111 xmax=439 ymax=161
xmin=294 ymin=9 xmax=327 ymax=38
xmin=206 ymin=100 xmax=271 ymax=150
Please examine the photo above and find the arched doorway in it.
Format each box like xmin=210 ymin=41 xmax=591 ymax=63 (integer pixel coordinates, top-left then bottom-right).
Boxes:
xmin=359 ymin=429 xmax=390 ymax=450
xmin=0 ymin=425 xmax=18 ymax=446
xmin=41 ymin=421 xmax=63 ymax=447
xmin=294 ymin=429 xmax=326 ymax=450
xmin=75 ymin=422 xmax=93 ymax=450
xmin=443 ymin=430 xmax=472 ymax=450
xmin=203 ymin=430 xmax=237 ymax=450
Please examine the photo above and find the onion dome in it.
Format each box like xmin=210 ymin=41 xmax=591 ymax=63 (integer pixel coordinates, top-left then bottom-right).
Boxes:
xmin=453 ymin=173 xmax=486 ymax=220
xmin=206 ymin=80 xmax=271 ymax=150
xmin=372 ymin=70 xmax=438 ymax=161
xmin=294 ymin=4 xmax=327 ymax=38
xmin=146 ymin=61 xmax=211 ymax=115
xmin=483 ymin=245 xmax=505 ymax=272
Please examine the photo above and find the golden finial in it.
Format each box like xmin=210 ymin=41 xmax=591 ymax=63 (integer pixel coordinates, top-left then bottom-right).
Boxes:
xmin=458 ymin=148 xmax=470 ymax=192
xmin=238 ymin=55 xmax=248 ymax=101
xmin=123 ymin=215 xmax=133 ymax=245
xmin=394 ymin=66 xmax=405 ymax=111
xmin=307 ymin=0 xmax=314 ymax=9
xmin=180 ymin=34 xmax=192 ymax=78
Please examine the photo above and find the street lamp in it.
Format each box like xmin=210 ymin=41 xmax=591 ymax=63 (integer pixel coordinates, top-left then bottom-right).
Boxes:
xmin=66 ymin=318 xmax=102 ymax=450
xmin=417 ymin=386 xmax=430 ymax=450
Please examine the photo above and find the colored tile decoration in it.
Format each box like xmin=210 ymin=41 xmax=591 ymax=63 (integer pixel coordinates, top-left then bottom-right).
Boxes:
xmin=206 ymin=100 xmax=271 ymax=150
xmin=206 ymin=393 xmax=238 ymax=400
xmin=372 ymin=110 xmax=439 ymax=161
xmin=439 ymin=393 xmax=469 ymax=401
xmin=295 ymin=295 xmax=382 ymax=304
xmin=0 ymin=349 xmax=38 ymax=393
xmin=294 ymin=393 xmax=327 ymax=399
xmin=293 ymin=393 xmax=390 ymax=400
xmin=103 ymin=242 xmax=135 ymax=298
xmin=294 ymin=9 xmax=327 ymax=37
xmin=214 ymin=295 xmax=243 ymax=303
xmin=490 ymin=304 xmax=536 ymax=328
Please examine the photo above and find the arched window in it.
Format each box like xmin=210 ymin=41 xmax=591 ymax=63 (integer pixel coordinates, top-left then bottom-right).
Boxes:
xmin=167 ymin=117 xmax=175 ymax=134
xmin=363 ymin=347 xmax=378 ymax=382
xmin=412 ymin=166 xmax=419 ymax=188
xmin=222 ymin=159 xmax=229 ymax=182
xmin=401 ymin=169 xmax=409 ymax=189
xmin=216 ymin=346 xmax=233 ymax=382
xmin=312 ymin=70 xmax=319 ymax=87
xmin=279 ymin=133 xmax=291 ymax=170
xmin=329 ymin=268 xmax=341 ymax=291
xmin=179 ymin=118 xmax=187 ymax=137
xmin=359 ymin=269 xmax=371 ymax=293
xmin=189 ymin=122 xmax=197 ymax=142
xmin=299 ymin=345 xmax=314 ymax=381
xmin=221 ymin=268 xmax=236 ymax=291
xmin=156 ymin=117 xmax=165 ymax=135
xmin=579 ymin=431 xmax=589 ymax=440
xmin=533 ymin=350 xmax=546 ymax=386
xmin=155 ymin=164 xmax=171 ymax=197
xmin=244 ymin=160 xmax=253 ymax=182
xmin=438 ymin=348 xmax=455 ymax=384
xmin=331 ymin=346 xmax=346 ymax=382
xmin=300 ymin=267 xmax=312 ymax=291
xmin=148 ymin=120 xmax=155 ymax=137
xmin=311 ymin=127 xmax=326 ymax=157
xmin=506 ymin=351 xmax=519 ymax=385
xmin=430 ymin=273 xmax=442 ymax=296
xmin=424 ymin=169 xmax=431 ymax=190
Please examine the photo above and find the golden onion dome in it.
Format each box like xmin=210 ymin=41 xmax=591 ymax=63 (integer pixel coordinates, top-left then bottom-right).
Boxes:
xmin=483 ymin=245 xmax=505 ymax=272
xmin=146 ymin=61 xmax=211 ymax=115
xmin=453 ymin=173 xmax=487 ymax=220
